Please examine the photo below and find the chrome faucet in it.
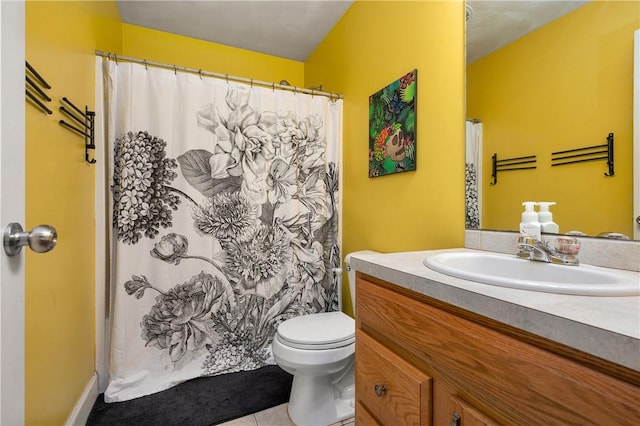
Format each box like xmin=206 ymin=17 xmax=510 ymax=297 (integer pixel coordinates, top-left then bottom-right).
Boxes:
xmin=516 ymin=236 xmax=579 ymax=265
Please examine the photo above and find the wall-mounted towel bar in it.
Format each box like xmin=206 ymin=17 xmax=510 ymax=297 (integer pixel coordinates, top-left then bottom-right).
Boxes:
xmin=26 ymin=62 xmax=51 ymax=89
xmin=551 ymin=132 xmax=614 ymax=177
xmin=25 ymin=61 xmax=52 ymax=114
xmin=491 ymin=153 xmax=537 ymax=185
xmin=58 ymin=97 xmax=96 ymax=164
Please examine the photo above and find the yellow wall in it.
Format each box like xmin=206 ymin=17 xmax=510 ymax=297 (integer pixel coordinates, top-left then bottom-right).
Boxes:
xmin=25 ymin=4 xmax=306 ymax=424
xmin=467 ymin=0 xmax=639 ymax=236
xmin=122 ymin=24 xmax=305 ymax=87
xmin=25 ymin=2 xmax=121 ymax=424
xmin=25 ymin=0 xmax=466 ymax=420
xmin=306 ymin=0 xmax=466 ymax=315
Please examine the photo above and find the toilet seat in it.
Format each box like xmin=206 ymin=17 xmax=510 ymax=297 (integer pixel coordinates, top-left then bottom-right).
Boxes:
xmin=277 ymin=311 xmax=355 ymax=350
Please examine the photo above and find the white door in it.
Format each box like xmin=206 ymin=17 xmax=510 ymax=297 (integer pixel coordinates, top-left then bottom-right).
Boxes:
xmin=0 ymin=1 xmax=25 ymax=424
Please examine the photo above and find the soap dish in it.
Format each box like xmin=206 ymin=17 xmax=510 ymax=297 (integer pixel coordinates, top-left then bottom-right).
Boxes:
xmin=555 ymin=237 xmax=580 ymax=256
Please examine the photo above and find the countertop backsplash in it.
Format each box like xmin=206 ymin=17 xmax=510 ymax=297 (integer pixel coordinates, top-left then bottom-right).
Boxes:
xmin=465 ymin=230 xmax=640 ymax=272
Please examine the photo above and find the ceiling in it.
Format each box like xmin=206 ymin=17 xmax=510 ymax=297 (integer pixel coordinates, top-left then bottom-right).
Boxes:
xmin=466 ymin=0 xmax=589 ymax=64
xmin=116 ymin=0 xmax=354 ymax=62
xmin=116 ymin=0 xmax=590 ymax=63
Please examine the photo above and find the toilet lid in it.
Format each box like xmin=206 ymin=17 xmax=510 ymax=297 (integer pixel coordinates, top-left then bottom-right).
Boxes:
xmin=277 ymin=311 xmax=355 ymax=350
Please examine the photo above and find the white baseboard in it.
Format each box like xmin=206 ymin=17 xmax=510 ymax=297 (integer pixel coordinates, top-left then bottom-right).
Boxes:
xmin=66 ymin=372 xmax=99 ymax=426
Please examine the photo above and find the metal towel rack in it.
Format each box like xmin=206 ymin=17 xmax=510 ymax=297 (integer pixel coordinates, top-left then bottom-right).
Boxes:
xmin=25 ymin=61 xmax=52 ymax=114
xmin=491 ymin=153 xmax=537 ymax=185
xmin=58 ymin=97 xmax=96 ymax=164
xmin=551 ymin=133 xmax=614 ymax=177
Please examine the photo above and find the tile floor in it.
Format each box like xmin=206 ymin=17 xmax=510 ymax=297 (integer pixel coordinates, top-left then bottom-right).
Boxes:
xmin=219 ymin=403 xmax=355 ymax=426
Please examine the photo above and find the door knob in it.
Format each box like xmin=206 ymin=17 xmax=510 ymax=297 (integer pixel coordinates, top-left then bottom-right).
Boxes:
xmin=636 ymin=216 xmax=640 ymax=225
xmin=3 ymin=223 xmax=57 ymax=256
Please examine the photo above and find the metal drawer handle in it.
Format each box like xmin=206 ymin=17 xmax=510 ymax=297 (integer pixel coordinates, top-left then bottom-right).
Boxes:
xmin=450 ymin=411 xmax=461 ymax=426
xmin=374 ymin=384 xmax=387 ymax=397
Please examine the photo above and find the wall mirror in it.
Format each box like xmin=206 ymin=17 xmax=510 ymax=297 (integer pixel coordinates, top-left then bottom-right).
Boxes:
xmin=465 ymin=0 xmax=639 ymax=240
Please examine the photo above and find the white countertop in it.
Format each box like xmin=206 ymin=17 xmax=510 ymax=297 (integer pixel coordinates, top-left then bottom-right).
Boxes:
xmin=350 ymin=248 xmax=640 ymax=372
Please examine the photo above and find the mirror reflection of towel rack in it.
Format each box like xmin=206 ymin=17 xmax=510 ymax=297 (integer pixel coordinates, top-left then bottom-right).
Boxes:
xmin=551 ymin=133 xmax=614 ymax=177
xmin=490 ymin=153 xmax=537 ymax=185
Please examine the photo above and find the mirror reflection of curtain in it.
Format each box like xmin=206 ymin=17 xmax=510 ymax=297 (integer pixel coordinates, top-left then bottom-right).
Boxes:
xmin=466 ymin=120 xmax=482 ymax=229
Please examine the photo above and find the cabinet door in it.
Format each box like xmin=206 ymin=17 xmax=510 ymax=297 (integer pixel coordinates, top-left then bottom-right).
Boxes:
xmin=356 ymin=330 xmax=433 ymax=425
xmin=447 ymin=395 xmax=497 ymax=426
xmin=355 ymin=401 xmax=381 ymax=426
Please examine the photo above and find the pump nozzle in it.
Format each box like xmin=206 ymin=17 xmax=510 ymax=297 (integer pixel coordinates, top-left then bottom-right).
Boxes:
xmin=521 ymin=201 xmax=538 ymax=224
xmin=538 ymin=202 xmax=556 ymax=212
xmin=537 ymin=202 xmax=558 ymax=233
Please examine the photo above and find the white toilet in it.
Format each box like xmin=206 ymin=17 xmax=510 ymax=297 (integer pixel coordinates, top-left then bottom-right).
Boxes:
xmin=272 ymin=251 xmax=378 ymax=426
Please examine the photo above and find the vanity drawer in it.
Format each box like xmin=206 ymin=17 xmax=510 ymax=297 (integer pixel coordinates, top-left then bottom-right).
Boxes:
xmin=355 ymin=401 xmax=380 ymax=426
xmin=356 ymin=329 xmax=433 ymax=425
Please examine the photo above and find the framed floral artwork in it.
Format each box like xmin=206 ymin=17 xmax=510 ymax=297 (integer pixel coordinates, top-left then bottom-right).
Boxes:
xmin=368 ymin=69 xmax=417 ymax=177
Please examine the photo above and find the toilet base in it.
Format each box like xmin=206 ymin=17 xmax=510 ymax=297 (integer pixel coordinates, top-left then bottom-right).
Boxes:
xmin=287 ymin=365 xmax=355 ymax=426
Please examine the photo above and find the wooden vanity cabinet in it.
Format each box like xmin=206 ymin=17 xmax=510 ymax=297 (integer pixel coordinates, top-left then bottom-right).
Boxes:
xmin=355 ymin=273 xmax=640 ymax=426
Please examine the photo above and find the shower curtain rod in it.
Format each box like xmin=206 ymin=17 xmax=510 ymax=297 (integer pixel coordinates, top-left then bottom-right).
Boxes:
xmin=95 ymin=50 xmax=343 ymax=100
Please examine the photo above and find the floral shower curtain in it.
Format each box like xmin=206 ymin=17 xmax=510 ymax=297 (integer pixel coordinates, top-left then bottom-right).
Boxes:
xmin=465 ymin=120 xmax=482 ymax=229
xmin=98 ymin=58 xmax=342 ymax=402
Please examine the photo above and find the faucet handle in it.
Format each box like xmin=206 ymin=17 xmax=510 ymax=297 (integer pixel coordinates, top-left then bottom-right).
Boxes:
xmin=540 ymin=239 xmax=554 ymax=251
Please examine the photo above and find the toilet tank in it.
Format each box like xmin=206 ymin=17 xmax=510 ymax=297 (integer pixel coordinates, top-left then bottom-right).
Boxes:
xmin=344 ymin=251 xmax=379 ymax=316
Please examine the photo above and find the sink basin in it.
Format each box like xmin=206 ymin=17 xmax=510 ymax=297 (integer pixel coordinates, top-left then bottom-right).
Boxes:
xmin=423 ymin=251 xmax=640 ymax=296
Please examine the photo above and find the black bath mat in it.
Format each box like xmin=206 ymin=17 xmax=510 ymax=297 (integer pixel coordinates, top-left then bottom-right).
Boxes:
xmin=86 ymin=365 xmax=293 ymax=426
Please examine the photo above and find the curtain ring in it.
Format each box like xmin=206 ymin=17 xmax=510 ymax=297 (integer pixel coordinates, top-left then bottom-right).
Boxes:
xmin=143 ymin=59 xmax=148 ymax=70
xmin=294 ymin=87 xmax=297 ymax=95
xmin=173 ymin=64 xmax=177 ymax=75
xmin=311 ymin=89 xmax=314 ymax=98
xmin=226 ymin=74 xmax=229 ymax=83
xmin=199 ymin=69 xmax=203 ymax=80
xmin=272 ymin=83 xmax=275 ymax=91
xmin=250 ymin=78 xmax=253 ymax=88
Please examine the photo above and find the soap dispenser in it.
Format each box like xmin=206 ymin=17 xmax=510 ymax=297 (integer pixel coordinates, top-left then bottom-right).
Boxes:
xmin=520 ymin=201 xmax=541 ymax=239
xmin=538 ymin=202 xmax=559 ymax=234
